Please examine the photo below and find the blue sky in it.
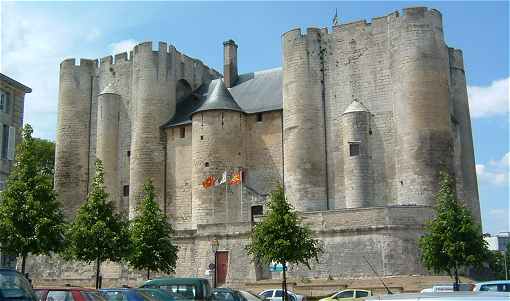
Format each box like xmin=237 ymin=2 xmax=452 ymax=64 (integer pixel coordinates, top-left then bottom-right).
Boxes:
xmin=1 ymin=1 xmax=508 ymax=234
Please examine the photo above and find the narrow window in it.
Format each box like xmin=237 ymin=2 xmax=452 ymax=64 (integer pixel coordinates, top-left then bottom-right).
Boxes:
xmin=5 ymin=92 xmax=10 ymax=114
xmin=123 ymin=185 xmax=129 ymax=197
xmin=256 ymin=113 xmax=263 ymax=122
xmin=349 ymin=142 xmax=360 ymax=157
xmin=0 ymin=93 xmax=4 ymax=112
xmin=221 ymin=112 xmax=224 ymax=128
xmin=251 ymin=205 xmax=263 ymax=222
xmin=127 ymin=150 xmax=131 ymax=157
xmin=180 ymin=127 xmax=186 ymax=138
xmin=1 ymin=125 xmax=8 ymax=159
xmin=200 ymin=135 xmax=204 ymax=140
xmin=205 ymin=162 xmax=209 ymax=167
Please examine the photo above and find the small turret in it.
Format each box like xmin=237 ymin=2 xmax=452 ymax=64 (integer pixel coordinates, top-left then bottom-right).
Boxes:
xmin=223 ymin=39 xmax=238 ymax=88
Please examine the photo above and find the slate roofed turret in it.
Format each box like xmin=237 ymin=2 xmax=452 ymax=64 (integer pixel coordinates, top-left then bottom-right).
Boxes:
xmin=342 ymin=100 xmax=370 ymax=114
xmin=193 ymin=79 xmax=243 ymax=114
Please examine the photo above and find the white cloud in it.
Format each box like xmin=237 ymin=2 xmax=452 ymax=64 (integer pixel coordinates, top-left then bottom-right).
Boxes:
xmin=468 ymin=77 xmax=509 ymax=119
xmin=477 ymin=152 xmax=510 ymax=186
xmin=109 ymin=39 xmax=138 ymax=57
xmin=488 ymin=208 xmax=510 ymax=233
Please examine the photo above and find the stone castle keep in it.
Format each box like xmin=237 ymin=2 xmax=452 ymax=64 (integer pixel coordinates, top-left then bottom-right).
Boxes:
xmin=49 ymin=7 xmax=480 ymax=286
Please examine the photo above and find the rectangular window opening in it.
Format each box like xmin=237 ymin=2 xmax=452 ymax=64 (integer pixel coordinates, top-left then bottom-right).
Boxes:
xmin=349 ymin=142 xmax=360 ymax=157
xmin=256 ymin=113 xmax=263 ymax=122
xmin=123 ymin=185 xmax=129 ymax=197
xmin=1 ymin=125 xmax=8 ymax=159
xmin=251 ymin=205 xmax=264 ymax=222
xmin=180 ymin=127 xmax=186 ymax=138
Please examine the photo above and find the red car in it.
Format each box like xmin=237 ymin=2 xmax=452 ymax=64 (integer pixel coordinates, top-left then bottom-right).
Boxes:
xmin=34 ymin=287 xmax=106 ymax=301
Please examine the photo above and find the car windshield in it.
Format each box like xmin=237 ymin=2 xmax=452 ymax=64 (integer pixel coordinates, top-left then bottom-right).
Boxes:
xmin=238 ymin=291 xmax=263 ymax=301
xmin=148 ymin=285 xmax=196 ymax=300
xmin=136 ymin=289 xmax=176 ymax=301
xmin=0 ymin=270 xmax=34 ymax=300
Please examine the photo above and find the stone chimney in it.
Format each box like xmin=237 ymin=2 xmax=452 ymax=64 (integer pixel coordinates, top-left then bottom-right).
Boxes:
xmin=223 ymin=39 xmax=238 ymax=88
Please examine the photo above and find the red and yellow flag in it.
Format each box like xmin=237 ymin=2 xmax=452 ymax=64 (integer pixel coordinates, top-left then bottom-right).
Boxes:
xmin=202 ymin=175 xmax=216 ymax=189
xmin=229 ymin=170 xmax=242 ymax=185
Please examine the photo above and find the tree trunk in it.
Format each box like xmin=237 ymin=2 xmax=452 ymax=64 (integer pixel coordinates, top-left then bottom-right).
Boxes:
xmin=147 ymin=268 xmax=150 ymax=280
xmin=453 ymin=265 xmax=459 ymax=291
xmin=282 ymin=263 xmax=287 ymax=301
xmin=95 ymin=258 xmax=101 ymax=289
xmin=21 ymin=255 xmax=26 ymax=274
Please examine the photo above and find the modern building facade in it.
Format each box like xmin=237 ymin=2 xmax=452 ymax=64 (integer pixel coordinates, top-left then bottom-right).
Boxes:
xmin=48 ymin=7 xmax=480 ymax=286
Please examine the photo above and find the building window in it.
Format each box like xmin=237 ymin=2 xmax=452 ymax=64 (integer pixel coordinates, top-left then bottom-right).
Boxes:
xmin=127 ymin=150 xmax=131 ymax=157
xmin=123 ymin=185 xmax=129 ymax=197
xmin=200 ymin=135 xmax=204 ymax=140
xmin=251 ymin=205 xmax=263 ymax=222
xmin=205 ymin=162 xmax=209 ymax=167
xmin=180 ymin=127 xmax=185 ymax=138
xmin=256 ymin=113 xmax=263 ymax=122
xmin=0 ymin=90 xmax=10 ymax=114
xmin=1 ymin=125 xmax=8 ymax=159
xmin=349 ymin=142 xmax=360 ymax=157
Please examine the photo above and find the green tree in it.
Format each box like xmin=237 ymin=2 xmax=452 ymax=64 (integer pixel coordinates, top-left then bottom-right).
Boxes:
xmin=0 ymin=124 xmax=65 ymax=273
xmin=129 ymin=179 xmax=178 ymax=280
xmin=32 ymin=138 xmax=55 ymax=183
xmin=419 ymin=171 xmax=489 ymax=289
xmin=65 ymin=159 xmax=130 ymax=289
xmin=487 ymin=243 xmax=509 ymax=280
xmin=246 ymin=186 xmax=323 ymax=301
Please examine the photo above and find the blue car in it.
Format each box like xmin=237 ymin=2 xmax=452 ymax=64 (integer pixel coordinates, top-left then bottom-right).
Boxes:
xmin=100 ymin=288 xmax=177 ymax=301
xmin=0 ymin=268 xmax=37 ymax=301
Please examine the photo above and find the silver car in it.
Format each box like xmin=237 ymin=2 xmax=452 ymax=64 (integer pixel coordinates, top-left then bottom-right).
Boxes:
xmin=258 ymin=290 xmax=304 ymax=301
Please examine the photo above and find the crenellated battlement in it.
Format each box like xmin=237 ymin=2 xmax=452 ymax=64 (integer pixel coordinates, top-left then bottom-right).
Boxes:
xmin=284 ymin=7 xmax=443 ymax=41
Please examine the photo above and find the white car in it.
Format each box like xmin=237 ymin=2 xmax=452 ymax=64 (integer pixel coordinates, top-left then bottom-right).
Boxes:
xmin=258 ymin=290 xmax=304 ymax=301
xmin=473 ymin=281 xmax=510 ymax=292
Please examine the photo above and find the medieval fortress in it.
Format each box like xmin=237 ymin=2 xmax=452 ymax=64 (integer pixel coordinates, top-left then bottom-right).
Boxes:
xmin=50 ymin=7 xmax=479 ymax=286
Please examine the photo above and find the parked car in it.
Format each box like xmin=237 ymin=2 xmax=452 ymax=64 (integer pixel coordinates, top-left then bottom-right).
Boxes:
xmin=473 ymin=281 xmax=510 ymax=292
xmin=100 ymin=288 xmax=177 ymax=301
xmin=318 ymin=289 xmax=372 ymax=300
xmin=258 ymin=290 xmax=304 ymax=301
xmin=141 ymin=278 xmax=212 ymax=301
xmin=364 ymin=291 xmax=510 ymax=300
xmin=0 ymin=268 xmax=37 ymax=301
xmin=34 ymin=287 xmax=105 ymax=301
xmin=420 ymin=283 xmax=474 ymax=293
xmin=213 ymin=288 xmax=266 ymax=301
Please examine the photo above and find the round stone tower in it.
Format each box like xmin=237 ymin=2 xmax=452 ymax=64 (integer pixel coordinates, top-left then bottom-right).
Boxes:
xmin=390 ymin=7 xmax=452 ymax=206
xmin=54 ymin=58 xmax=97 ymax=218
xmin=129 ymin=42 xmax=175 ymax=217
xmin=282 ymin=28 xmax=328 ymax=212
xmin=96 ymin=83 xmax=121 ymax=209
xmin=191 ymin=79 xmax=244 ymax=228
xmin=341 ymin=100 xmax=372 ymax=208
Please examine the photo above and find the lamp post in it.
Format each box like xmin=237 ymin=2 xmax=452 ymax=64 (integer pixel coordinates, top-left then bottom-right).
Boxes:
xmin=210 ymin=238 xmax=219 ymax=288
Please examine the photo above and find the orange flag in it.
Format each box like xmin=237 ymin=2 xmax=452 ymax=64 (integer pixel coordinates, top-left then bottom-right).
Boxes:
xmin=202 ymin=175 xmax=216 ymax=189
xmin=229 ymin=170 xmax=242 ymax=185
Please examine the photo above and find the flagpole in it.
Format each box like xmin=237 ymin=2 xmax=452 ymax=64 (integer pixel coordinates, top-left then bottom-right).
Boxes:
xmin=225 ymin=170 xmax=228 ymax=220
xmin=240 ymin=168 xmax=243 ymax=220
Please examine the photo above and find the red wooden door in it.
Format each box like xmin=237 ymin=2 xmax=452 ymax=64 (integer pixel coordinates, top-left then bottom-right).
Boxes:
xmin=216 ymin=251 xmax=228 ymax=286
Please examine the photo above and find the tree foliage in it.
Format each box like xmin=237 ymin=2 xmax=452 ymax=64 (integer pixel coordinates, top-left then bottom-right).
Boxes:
xmin=32 ymin=138 xmax=55 ymax=181
xmin=0 ymin=124 xmax=65 ymax=273
xmin=486 ymin=243 xmax=510 ymax=280
xmin=129 ymin=179 xmax=178 ymax=279
xmin=246 ymin=185 xmax=323 ymax=264
xmin=419 ymin=171 xmax=489 ymax=286
xmin=65 ymin=159 xmax=130 ymax=287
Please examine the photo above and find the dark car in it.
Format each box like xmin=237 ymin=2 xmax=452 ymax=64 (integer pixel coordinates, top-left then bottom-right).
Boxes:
xmin=100 ymin=288 xmax=177 ymax=301
xmin=0 ymin=269 xmax=37 ymax=301
xmin=213 ymin=288 xmax=266 ymax=301
xmin=34 ymin=287 xmax=105 ymax=301
xmin=141 ymin=278 xmax=212 ymax=301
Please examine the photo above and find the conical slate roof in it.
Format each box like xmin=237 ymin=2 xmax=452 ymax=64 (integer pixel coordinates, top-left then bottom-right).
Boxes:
xmin=342 ymin=100 xmax=369 ymax=114
xmin=99 ymin=82 xmax=119 ymax=95
xmin=193 ymin=79 xmax=243 ymax=114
